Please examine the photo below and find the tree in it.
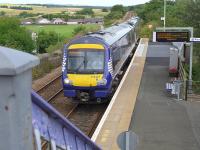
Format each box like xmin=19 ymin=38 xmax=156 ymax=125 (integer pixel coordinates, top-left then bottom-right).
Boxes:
xmin=104 ymin=5 xmax=126 ymax=26
xmin=19 ymin=11 xmax=37 ymax=18
xmin=76 ymin=8 xmax=94 ymax=16
xmin=36 ymin=31 xmax=58 ymax=53
xmin=111 ymin=5 xmax=125 ymax=14
xmin=102 ymin=8 xmax=108 ymax=12
xmin=183 ymin=0 xmax=200 ymax=36
xmin=0 ymin=17 xmax=34 ymax=52
xmin=130 ymin=0 xmax=200 ymax=80
xmin=73 ymin=26 xmax=86 ymax=35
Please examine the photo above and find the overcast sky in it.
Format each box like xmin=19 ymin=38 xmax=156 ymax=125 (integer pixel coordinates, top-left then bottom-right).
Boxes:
xmin=0 ymin=0 xmax=150 ymax=6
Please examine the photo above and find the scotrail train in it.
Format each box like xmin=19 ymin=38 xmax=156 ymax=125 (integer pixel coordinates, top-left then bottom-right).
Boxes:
xmin=62 ymin=17 xmax=140 ymax=103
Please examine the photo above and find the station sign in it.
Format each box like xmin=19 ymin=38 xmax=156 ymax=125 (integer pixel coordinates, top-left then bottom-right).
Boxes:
xmin=153 ymin=31 xmax=190 ymax=42
xmin=190 ymin=38 xmax=200 ymax=42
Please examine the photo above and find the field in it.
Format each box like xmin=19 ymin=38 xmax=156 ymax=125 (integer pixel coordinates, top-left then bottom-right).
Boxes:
xmin=0 ymin=5 xmax=108 ymax=16
xmin=0 ymin=5 xmax=81 ymax=15
xmin=24 ymin=24 xmax=100 ymax=39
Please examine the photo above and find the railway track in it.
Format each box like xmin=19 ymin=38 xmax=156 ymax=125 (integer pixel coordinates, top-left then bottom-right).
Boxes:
xmin=67 ymin=104 xmax=107 ymax=137
xmin=36 ymin=74 xmax=63 ymax=101
xmin=35 ymin=73 xmax=107 ymax=149
xmin=35 ymin=73 xmax=76 ymax=116
xmin=39 ymin=41 xmax=137 ymax=149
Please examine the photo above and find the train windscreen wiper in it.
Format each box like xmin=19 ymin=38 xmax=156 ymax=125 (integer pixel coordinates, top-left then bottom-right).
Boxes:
xmin=74 ymin=60 xmax=84 ymax=73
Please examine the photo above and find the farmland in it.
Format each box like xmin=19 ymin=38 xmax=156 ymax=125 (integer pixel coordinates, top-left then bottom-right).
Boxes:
xmin=0 ymin=5 xmax=81 ymax=15
xmin=25 ymin=24 xmax=100 ymax=39
xmin=0 ymin=5 xmax=108 ymax=17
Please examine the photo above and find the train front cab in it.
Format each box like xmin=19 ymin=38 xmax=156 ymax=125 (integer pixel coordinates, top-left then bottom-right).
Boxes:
xmin=62 ymin=38 xmax=113 ymax=102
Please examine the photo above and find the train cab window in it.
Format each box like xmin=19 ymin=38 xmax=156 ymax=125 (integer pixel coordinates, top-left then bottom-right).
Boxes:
xmin=86 ymin=51 xmax=104 ymax=70
xmin=67 ymin=49 xmax=105 ymax=73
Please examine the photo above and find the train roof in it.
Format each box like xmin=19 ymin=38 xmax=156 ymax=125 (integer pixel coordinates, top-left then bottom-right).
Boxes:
xmin=86 ymin=17 xmax=139 ymax=46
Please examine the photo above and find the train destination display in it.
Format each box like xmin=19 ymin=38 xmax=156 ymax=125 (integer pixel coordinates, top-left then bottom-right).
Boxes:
xmin=154 ymin=31 xmax=190 ymax=42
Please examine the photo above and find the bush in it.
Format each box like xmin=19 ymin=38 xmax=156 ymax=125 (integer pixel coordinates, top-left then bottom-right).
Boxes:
xmin=0 ymin=17 xmax=35 ymax=52
xmin=32 ymin=61 xmax=54 ymax=79
xmin=111 ymin=5 xmax=125 ymax=14
xmin=73 ymin=26 xmax=86 ymax=35
xmin=45 ymin=42 xmax=63 ymax=54
xmin=76 ymin=8 xmax=94 ymax=16
xmin=0 ymin=5 xmax=8 ymax=8
xmin=104 ymin=5 xmax=126 ymax=26
xmin=102 ymin=8 xmax=108 ymax=12
xmin=37 ymin=31 xmax=59 ymax=53
xmin=10 ymin=6 xmax=33 ymax=10
xmin=19 ymin=11 xmax=37 ymax=18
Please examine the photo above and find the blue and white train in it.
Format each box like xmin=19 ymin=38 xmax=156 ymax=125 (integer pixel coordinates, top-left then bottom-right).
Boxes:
xmin=62 ymin=17 xmax=140 ymax=103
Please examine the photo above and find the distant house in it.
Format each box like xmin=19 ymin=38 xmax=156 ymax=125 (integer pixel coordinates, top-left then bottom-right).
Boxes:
xmin=67 ymin=18 xmax=103 ymax=24
xmin=67 ymin=18 xmax=103 ymax=25
xmin=51 ymin=18 xmax=66 ymax=24
xmin=67 ymin=19 xmax=84 ymax=25
xmin=84 ymin=18 xmax=104 ymax=24
xmin=21 ymin=19 xmax=33 ymax=25
xmin=36 ymin=18 xmax=51 ymax=24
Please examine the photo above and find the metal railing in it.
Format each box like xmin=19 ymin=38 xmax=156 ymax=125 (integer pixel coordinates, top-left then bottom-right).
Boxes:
xmin=31 ymin=91 xmax=101 ymax=150
xmin=179 ymin=61 xmax=200 ymax=101
xmin=178 ymin=60 xmax=188 ymax=100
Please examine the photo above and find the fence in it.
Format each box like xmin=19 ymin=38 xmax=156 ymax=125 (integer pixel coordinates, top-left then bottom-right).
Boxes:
xmin=178 ymin=59 xmax=188 ymax=100
xmin=32 ymin=91 xmax=101 ymax=150
xmin=178 ymin=61 xmax=200 ymax=101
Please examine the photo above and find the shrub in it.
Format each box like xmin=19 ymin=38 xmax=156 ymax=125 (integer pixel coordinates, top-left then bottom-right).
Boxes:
xmin=73 ymin=26 xmax=86 ymax=35
xmin=36 ymin=31 xmax=59 ymax=53
xmin=0 ymin=17 xmax=35 ymax=52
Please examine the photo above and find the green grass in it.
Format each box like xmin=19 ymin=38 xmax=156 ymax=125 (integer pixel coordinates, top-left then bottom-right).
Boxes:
xmin=24 ymin=24 xmax=99 ymax=39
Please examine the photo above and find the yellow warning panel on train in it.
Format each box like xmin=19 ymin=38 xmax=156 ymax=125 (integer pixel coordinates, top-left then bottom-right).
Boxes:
xmin=68 ymin=74 xmax=103 ymax=87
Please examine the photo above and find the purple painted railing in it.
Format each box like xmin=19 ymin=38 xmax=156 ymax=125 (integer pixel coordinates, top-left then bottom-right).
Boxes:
xmin=31 ymin=91 xmax=101 ymax=150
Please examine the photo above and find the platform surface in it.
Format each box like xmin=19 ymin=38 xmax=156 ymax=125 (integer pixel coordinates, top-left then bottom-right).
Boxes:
xmin=92 ymin=38 xmax=149 ymax=149
xmin=130 ymin=43 xmax=200 ymax=150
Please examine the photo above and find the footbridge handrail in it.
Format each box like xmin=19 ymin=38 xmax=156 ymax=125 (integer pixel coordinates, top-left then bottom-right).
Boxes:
xmin=32 ymin=91 xmax=101 ymax=150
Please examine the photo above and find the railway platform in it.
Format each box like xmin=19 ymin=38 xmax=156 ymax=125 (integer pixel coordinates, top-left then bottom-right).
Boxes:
xmin=130 ymin=42 xmax=200 ymax=150
xmin=92 ymin=38 xmax=149 ymax=149
xmin=92 ymin=39 xmax=200 ymax=150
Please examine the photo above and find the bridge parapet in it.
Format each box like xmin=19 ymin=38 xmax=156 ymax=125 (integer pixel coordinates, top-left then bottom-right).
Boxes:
xmin=0 ymin=46 xmax=101 ymax=150
xmin=0 ymin=46 xmax=39 ymax=150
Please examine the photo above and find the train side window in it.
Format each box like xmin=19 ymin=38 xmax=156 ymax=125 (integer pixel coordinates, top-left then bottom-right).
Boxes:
xmin=119 ymin=35 xmax=128 ymax=53
xmin=129 ymin=32 xmax=133 ymax=45
xmin=111 ymin=44 xmax=120 ymax=69
xmin=131 ymin=29 xmax=135 ymax=43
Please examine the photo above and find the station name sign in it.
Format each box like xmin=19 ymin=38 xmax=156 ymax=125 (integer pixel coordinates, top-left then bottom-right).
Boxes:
xmin=190 ymin=38 xmax=200 ymax=42
xmin=154 ymin=31 xmax=190 ymax=42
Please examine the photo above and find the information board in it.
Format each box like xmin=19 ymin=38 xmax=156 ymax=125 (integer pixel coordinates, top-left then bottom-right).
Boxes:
xmin=190 ymin=38 xmax=200 ymax=42
xmin=156 ymin=32 xmax=190 ymax=42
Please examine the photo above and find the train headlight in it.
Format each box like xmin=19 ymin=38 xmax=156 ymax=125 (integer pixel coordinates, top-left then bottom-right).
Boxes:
xmin=64 ymin=78 xmax=72 ymax=85
xmin=97 ymin=78 xmax=107 ymax=85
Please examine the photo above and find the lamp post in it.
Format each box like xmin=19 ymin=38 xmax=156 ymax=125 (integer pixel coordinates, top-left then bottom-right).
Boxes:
xmin=164 ymin=0 xmax=166 ymax=31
